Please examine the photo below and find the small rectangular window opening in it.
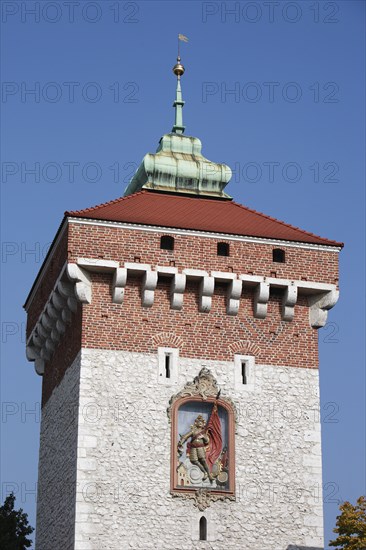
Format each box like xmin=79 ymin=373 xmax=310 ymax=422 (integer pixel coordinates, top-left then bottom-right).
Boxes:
xmin=241 ymin=361 xmax=247 ymax=385
xmin=217 ymin=242 xmax=229 ymax=256
xmin=165 ymin=354 xmax=171 ymax=379
xmin=273 ymin=248 xmax=285 ymax=263
xmin=161 ymin=236 xmax=174 ymax=250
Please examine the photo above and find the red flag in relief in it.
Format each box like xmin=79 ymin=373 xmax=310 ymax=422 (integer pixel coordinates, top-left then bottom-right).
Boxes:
xmin=205 ymin=403 xmax=223 ymax=471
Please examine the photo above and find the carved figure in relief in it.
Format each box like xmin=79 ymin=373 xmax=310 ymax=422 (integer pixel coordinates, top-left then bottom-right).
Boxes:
xmin=178 ymin=414 xmax=213 ymax=481
xmin=178 ymin=398 xmax=223 ymax=483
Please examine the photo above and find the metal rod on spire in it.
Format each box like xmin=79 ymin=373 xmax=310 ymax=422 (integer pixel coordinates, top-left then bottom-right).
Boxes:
xmin=172 ymin=34 xmax=188 ymax=134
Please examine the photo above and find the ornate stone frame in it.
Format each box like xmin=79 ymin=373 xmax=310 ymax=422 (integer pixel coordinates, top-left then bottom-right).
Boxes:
xmin=168 ymin=368 xmax=236 ymax=510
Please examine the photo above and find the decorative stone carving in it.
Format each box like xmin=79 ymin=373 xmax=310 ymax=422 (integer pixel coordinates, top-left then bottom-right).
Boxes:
xmin=169 ymin=369 xmax=237 ymax=508
xmin=167 ymin=368 xmax=238 ymax=423
xmin=168 ymin=368 xmax=219 ymax=413
xmin=171 ymin=487 xmax=235 ymax=511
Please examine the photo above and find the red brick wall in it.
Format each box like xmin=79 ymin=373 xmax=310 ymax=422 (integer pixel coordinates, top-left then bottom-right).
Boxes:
xmin=26 ymin=219 xmax=340 ymax=405
xmin=68 ymin=222 xmax=339 ymax=285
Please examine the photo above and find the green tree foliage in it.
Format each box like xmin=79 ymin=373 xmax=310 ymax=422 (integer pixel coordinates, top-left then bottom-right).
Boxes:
xmin=329 ymin=496 xmax=366 ymax=549
xmin=0 ymin=492 xmax=34 ymax=549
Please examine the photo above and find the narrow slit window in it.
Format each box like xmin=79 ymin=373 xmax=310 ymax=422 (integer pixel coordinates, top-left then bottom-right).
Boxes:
xmin=273 ymin=248 xmax=285 ymax=263
xmin=160 ymin=235 xmax=174 ymax=250
xmin=217 ymin=242 xmax=229 ymax=256
xmin=234 ymin=355 xmax=254 ymax=389
xmin=241 ymin=361 xmax=248 ymax=384
xmin=241 ymin=361 xmax=247 ymax=385
xmin=199 ymin=516 xmax=207 ymax=541
xmin=165 ymin=354 xmax=171 ymax=379
xmin=158 ymin=347 xmax=178 ymax=384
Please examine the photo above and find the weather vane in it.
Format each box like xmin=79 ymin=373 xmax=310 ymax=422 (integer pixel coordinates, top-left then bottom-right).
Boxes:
xmin=177 ymin=33 xmax=188 ymax=61
xmin=172 ymin=34 xmax=188 ymax=134
xmin=173 ymin=34 xmax=188 ymax=79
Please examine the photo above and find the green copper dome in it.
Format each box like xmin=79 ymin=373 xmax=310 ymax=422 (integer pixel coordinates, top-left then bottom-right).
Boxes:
xmin=124 ymin=133 xmax=232 ymax=198
xmin=124 ymin=53 xmax=232 ymax=199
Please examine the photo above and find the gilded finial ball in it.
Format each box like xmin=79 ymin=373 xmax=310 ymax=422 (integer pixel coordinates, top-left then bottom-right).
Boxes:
xmin=173 ymin=56 xmax=185 ymax=77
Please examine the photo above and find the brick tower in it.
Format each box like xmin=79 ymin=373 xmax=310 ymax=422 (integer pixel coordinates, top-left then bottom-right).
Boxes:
xmin=25 ymin=53 xmax=342 ymax=550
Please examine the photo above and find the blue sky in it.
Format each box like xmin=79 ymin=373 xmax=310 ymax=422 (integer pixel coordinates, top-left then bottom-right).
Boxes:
xmin=1 ymin=1 xmax=365 ymax=547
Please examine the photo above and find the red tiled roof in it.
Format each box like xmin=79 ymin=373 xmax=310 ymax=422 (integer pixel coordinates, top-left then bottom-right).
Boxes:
xmin=65 ymin=190 xmax=343 ymax=247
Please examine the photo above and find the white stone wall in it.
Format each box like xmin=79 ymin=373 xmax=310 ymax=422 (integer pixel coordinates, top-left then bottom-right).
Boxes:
xmin=36 ymin=353 xmax=81 ymax=550
xmin=73 ymin=349 xmax=324 ymax=550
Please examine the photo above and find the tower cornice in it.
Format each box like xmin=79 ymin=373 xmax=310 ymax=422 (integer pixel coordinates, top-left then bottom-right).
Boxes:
xmin=23 ymin=215 xmax=341 ymax=314
xmin=26 ymin=256 xmax=339 ymax=376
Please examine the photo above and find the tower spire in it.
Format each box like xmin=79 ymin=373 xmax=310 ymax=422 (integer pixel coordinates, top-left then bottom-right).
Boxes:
xmin=172 ymin=34 xmax=188 ymax=134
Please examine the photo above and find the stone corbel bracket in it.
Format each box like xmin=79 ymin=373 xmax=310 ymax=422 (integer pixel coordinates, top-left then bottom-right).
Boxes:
xmin=183 ymin=269 xmax=212 ymax=313
xmin=142 ymin=270 xmax=158 ymax=307
xmin=308 ymin=288 xmax=339 ymax=328
xmin=253 ymin=281 xmax=270 ymax=319
xmin=66 ymin=263 xmax=92 ymax=303
xmin=199 ymin=276 xmax=215 ymax=313
xmin=170 ymin=272 xmax=186 ymax=310
xmin=282 ymin=283 xmax=298 ymax=322
xmin=124 ymin=262 xmax=157 ymax=308
xmin=155 ymin=266 xmax=184 ymax=311
xmin=227 ymin=279 xmax=243 ymax=316
xmin=26 ymin=262 xmax=93 ymax=375
xmin=112 ymin=268 xmax=127 ymax=304
xmin=211 ymin=272 xmax=242 ymax=316
xmin=77 ymin=258 xmax=120 ymax=303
